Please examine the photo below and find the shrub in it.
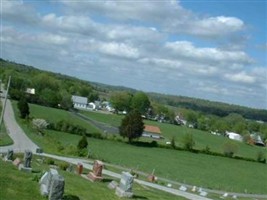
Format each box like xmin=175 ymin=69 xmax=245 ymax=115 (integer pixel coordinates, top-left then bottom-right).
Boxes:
xmin=257 ymin=150 xmax=266 ymax=163
xmin=45 ymin=158 xmax=55 ymax=165
xmin=170 ymin=136 xmax=176 ymax=149
xmin=182 ymin=133 xmax=195 ymax=151
xmin=223 ymin=141 xmax=238 ymax=157
xmin=58 ymin=161 xmax=69 ymax=171
xmin=77 ymin=135 xmax=88 ymax=150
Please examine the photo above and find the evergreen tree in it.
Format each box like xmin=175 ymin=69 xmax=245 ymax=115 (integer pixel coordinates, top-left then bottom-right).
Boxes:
xmin=17 ymin=97 xmax=30 ymax=119
xmin=119 ymin=109 xmax=144 ymax=143
xmin=77 ymin=135 xmax=88 ymax=150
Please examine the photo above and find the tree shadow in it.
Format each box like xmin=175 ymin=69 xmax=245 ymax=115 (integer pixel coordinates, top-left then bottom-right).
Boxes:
xmin=130 ymin=141 xmax=158 ymax=148
xmin=132 ymin=195 xmax=148 ymax=199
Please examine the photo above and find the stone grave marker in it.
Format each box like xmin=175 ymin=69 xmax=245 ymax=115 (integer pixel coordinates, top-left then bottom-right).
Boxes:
xmin=19 ymin=150 xmax=32 ymax=172
xmin=191 ymin=186 xmax=197 ymax=192
xmin=5 ymin=149 xmax=13 ymax=161
xmin=87 ymin=160 xmax=104 ymax=181
xmin=115 ymin=172 xmax=134 ymax=198
xmin=48 ymin=174 xmax=65 ymax=200
xmin=108 ymin=180 xmax=118 ymax=190
xmin=179 ymin=185 xmax=187 ymax=191
xmin=76 ymin=163 xmax=83 ymax=175
xmin=39 ymin=168 xmax=59 ymax=197
xmin=13 ymin=157 xmax=22 ymax=167
xmin=200 ymin=191 xmax=208 ymax=197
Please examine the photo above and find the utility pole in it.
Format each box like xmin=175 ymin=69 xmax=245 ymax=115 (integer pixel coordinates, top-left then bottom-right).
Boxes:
xmin=0 ymin=76 xmax=11 ymax=132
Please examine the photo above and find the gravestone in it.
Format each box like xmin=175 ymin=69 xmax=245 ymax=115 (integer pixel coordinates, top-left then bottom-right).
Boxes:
xmin=87 ymin=160 xmax=104 ymax=181
xmin=147 ymin=174 xmax=155 ymax=182
xmin=191 ymin=186 xmax=197 ymax=192
xmin=76 ymin=163 xmax=83 ymax=175
xmin=179 ymin=185 xmax=187 ymax=191
xmin=39 ymin=169 xmax=59 ymax=197
xmin=48 ymin=174 xmax=65 ymax=200
xmin=24 ymin=150 xmax=32 ymax=168
xmin=108 ymin=180 xmax=118 ymax=190
xmin=13 ymin=157 xmax=22 ymax=167
xmin=5 ymin=149 xmax=13 ymax=161
xmin=19 ymin=150 xmax=33 ymax=172
xmin=115 ymin=172 xmax=134 ymax=198
xmin=200 ymin=191 xmax=208 ymax=197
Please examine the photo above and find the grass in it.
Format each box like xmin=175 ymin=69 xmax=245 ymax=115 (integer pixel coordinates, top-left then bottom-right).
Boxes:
xmin=80 ymin=110 xmax=266 ymax=160
xmin=0 ymin=156 xmax=186 ymax=200
xmin=11 ymin=102 xmax=267 ymax=194
xmin=0 ymin=104 xmax=13 ymax=146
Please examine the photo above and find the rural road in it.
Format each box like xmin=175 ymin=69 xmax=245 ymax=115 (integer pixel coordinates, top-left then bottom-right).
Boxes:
xmin=0 ymin=97 xmax=39 ymax=153
xmin=1 ymin=96 xmax=266 ymax=199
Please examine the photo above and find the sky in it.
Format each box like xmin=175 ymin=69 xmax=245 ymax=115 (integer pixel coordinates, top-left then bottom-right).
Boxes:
xmin=1 ymin=0 xmax=267 ymax=109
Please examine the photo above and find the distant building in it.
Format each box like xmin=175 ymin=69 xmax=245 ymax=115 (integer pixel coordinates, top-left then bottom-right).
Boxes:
xmin=250 ymin=133 xmax=265 ymax=147
xmin=226 ymin=131 xmax=243 ymax=142
xmin=142 ymin=125 xmax=163 ymax=139
xmin=71 ymin=95 xmax=88 ymax=109
xmin=26 ymin=88 xmax=35 ymax=95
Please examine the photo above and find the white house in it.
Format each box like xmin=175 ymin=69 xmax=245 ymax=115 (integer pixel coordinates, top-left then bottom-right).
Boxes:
xmin=71 ymin=95 xmax=88 ymax=110
xmin=226 ymin=131 xmax=243 ymax=142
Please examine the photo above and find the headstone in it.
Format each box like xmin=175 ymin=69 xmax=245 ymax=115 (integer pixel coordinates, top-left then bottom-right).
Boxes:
xmin=24 ymin=150 xmax=32 ymax=168
xmin=200 ymin=191 xmax=208 ymax=197
xmin=222 ymin=193 xmax=228 ymax=198
xmin=39 ymin=169 xmax=59 ymax=196
xmin=76 ymin=163 xmax=83 ymax=175
xmin=192 ymin=186 xmax=197 ymax=192
xmin=36 ymin=148 xmax=43 ymax=154
xmin=108 ymin=180 xmax=118 ymax=190
xmin=179 ymin=185 xmax=187 ymax=191
xmin=13 ymin=157 xmax=22 ymax=167
xmin=232 ymin=195 xmax=237 ymax=199
xmin=6 ymin=149 xmax=13 ymax=161
xmin=48 ymin=174 xmax=65 ymax=200
xmin=147 ymin=174 xmax=155 ymax=182
xmin=167 ymin=183 xmax=172 ymax=188
xmin=115 ymin=172 xmax=134 ymax=198
xmin=87 ymin=160 xmax=104 ymax=181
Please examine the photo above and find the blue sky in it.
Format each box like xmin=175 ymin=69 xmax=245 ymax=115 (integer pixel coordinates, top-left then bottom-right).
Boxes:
xmin=1 ymin=0 xmax=267 ymax=109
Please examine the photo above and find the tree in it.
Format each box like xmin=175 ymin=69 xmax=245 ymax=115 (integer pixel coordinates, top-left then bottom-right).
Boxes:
xmin=77 ymin=135 xmax=88 ymax=150
xmin=119 ymin=109 xmax=144 ymax=143
xmin=17 ymin=97 xmax=30 ymax=119
xmin=131 ymin=92 xmax=150 ymax=114
xmin=110 ymin=92 xmax=132 ymax=112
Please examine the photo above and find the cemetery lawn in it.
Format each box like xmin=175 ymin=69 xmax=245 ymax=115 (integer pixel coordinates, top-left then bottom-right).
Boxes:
xmin=0 ymin=157 xmax=186 ymax=200
xmin=11 ymin=102 xmax=267 ymax=194
xmin=0 ymin=106 xmax=13 ymax=146
xmin=81 ymin=110 xmax=265 ymax=160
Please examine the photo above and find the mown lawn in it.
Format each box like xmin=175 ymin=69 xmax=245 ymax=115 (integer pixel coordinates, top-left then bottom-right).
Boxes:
xmin=80 ymin=110 xmax=266 ymax=160
xmin=0 ymin=104 xmax=13 ymax=146
xmin=11 ymin=102 xmax=267 ymax=194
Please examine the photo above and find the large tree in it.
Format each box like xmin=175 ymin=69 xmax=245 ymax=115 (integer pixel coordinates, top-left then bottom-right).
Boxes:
xmin=110 ymin=91 xmax=132 ymax=112
xmin=17 ymin=97 xmax=30 ymax=119
xmin=119 ymin=109 xmax=144 ymax=143
xmin=131 ymin=92 xmax=150 ymax=114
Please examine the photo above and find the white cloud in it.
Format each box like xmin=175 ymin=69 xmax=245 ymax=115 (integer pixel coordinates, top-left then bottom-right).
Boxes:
xmin=98 ymin=42 xmax=140 ymax=59
xmin=165 ymin=41 xmax=252 ymax=64
xmin=224 ymin=71 xmax=256 ymax=84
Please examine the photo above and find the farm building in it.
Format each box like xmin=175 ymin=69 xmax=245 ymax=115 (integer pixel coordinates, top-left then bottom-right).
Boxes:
xmin=71 ymin=95 xmax=88 ymax=109
xmin=226 ymin=131 xmax=243 ymax=142
xmin=142 ymin=125 xmax=163 ymax=139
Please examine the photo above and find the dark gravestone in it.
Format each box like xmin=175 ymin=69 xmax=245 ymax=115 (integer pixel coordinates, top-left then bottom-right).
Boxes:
xmin=24 ymin=150 xmax=32 ymax=168
xmin=6 ymin=149 xmax=13 ymax=161
xmin=49 ymin=174 xmax=65 ymax=200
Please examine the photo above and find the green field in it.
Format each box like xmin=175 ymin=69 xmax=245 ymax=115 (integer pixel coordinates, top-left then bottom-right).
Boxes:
xmin=0 ymin=157 xmax=184 ymax=200
xmin=12 ymin=102 xmax=267 ymax=194
xmin=80 ymin=110 xmax=266 ymax=160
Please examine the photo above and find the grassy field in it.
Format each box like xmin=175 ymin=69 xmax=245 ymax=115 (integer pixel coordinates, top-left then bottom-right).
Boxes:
xmin=0 ymin=156 xmax=186 ymax=200
xmin=11 ymin=102 xmax=267 ymax=194
xmin=80 ymin=110 xmax=266 ymax=160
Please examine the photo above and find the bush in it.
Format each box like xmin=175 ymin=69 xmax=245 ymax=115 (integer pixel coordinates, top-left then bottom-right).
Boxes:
xmin=77 ymin=135 xmax=88 ymax=150
xmin=45 ymin=158 xmax=55 ymax=165
xmin=223 ymin=141 xmax=238 ymax=157
xmin=58 ymin=161 xmax=69 ymax=171
xmin=170 ymin=136 xmax=176 ymax=149
xmin=182 ymin=133 xmax=195 ymax=151
xmin=257 ymin=150 xmax=266 ymax=163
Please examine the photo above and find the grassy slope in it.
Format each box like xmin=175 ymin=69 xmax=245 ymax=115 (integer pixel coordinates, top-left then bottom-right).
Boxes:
xmin=0 ymin=104 xmax=13 ymax=146
xmin=81 ymin=110 xmax=266 ymax=160
xmin=12 ymin=102 xmax=267 ymax=194
xmin=0 ymin=158 xmax=184 ymax=200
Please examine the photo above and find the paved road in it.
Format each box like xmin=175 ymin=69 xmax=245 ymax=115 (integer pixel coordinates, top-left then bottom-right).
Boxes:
xmin=0 ymin=98 xmax=39 ymax=153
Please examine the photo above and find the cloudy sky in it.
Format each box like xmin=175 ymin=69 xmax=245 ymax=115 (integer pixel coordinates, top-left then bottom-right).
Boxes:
xmin=1 ymin=0 xmax=267 ymax=109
